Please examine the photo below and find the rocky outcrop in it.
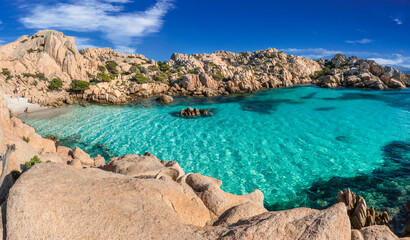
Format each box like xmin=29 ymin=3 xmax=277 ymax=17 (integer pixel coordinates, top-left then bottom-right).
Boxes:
xmin=314 ymin=55 xmax=409 ymax=90
xmin=2 ymin=30 xmax=406 ymax=108
xmin=156 ymin=94 xmax=174 ymax=104
xmin=180 ymin=107 xmax=211 ymax=117
xmin=0 ymin=92 xmax=101 ymax=205
xmin=352 ymin=225 xmax=401 ymax=240
xmin=337 ymin=188 xmax=389 ymax=229
xmin=4 ymin=162 xmax=354 ymax=240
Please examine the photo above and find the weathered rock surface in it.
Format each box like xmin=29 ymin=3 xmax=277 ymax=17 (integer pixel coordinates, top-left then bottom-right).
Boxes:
xmin=72 ymin=147 xmax=94 ymax=167
xmin=4 ymin=163 xmax=356 ymax=240
xmin=352 ymin=225 xmax=401 ymax=240
xmin=337 ymin=188 xmax=389 ymax=230
xmin=103 ymin=152 xmax=165 ymax=177
xmin=6 ymin=163 xmax=211 ymax=239
xmin=180 ymin=107 xmax=211 ymax=117
xmin=156 ymin=94 xmax=174 ymax=104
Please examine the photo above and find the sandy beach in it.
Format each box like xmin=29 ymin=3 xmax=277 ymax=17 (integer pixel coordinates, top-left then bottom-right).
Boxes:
xmin=3 ymin=94 xmax=48 ymax=115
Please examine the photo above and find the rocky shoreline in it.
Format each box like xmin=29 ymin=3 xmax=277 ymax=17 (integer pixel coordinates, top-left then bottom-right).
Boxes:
xmin=0 ymin=89 xmax=410 ymax=239
xmin=0 ymin=30 xmax=408 ymax=109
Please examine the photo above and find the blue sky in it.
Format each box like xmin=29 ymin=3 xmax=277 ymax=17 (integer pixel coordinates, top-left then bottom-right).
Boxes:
xmin=0 ymin=0 xmax=409 ymax=70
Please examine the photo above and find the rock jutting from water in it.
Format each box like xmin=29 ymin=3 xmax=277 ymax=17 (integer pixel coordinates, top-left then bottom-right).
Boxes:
xmin=180 ymin=107 xmax=211 ymax=117
xmin=156 ymin=94 xmax=174 ymax=104
xmin=0 ymin=30 xmax=408 ymax=107
xmin=337 ymin=188 xmax=389 ymax=229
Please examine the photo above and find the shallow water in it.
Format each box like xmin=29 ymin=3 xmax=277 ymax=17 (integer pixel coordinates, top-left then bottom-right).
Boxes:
xmin=21 ymin=85 xmax=410 ymax=213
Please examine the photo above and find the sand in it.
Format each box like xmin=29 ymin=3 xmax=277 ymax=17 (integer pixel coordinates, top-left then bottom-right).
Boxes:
xmin=4 ymin=94 xmax=49 ymax=115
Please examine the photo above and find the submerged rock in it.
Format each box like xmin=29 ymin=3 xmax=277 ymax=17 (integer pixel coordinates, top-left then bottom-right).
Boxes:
xmin=180 ymin=107 xmax=211 ymax=117
xmin=156 ymin=95 xmax=174 ymax=104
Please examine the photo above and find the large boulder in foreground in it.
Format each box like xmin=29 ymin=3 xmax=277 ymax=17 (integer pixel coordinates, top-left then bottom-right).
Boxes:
xmin=6 ymin=163 xmax=211 ymax=239
xmin=5 ymin=163 xmax=355 ymax=239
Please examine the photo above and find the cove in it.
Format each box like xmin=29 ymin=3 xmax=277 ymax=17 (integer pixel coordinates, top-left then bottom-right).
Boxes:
xmin=21 ymin=85 xmax=410 ymax=214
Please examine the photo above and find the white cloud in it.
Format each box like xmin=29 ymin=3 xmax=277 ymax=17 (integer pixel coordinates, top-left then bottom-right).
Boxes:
xmin=390 ymin=16 xmax=403 ymax=25
xmin=20 ymin=0 xmax=174 ymax=53
xmin=370 ymin=54 xmax=410 ymax=69
xmin=281 ymin=48 xmax=383 ymax=60
xmin=74 ymin=37 xmax=99 ymax=49
xmin=280 ymin=48 xmax=342 ymax=59
xmin=345 ymin=39 xmax=374 ymax=44
xmin=103 ymin=0 xmax=132 ymax=2
xmin=0 ymin=20 xmax=2 ymax=25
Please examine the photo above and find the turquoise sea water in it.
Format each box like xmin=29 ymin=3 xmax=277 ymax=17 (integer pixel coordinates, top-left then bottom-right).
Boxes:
xmin=21 ymin=86 xmax=409 ymax=213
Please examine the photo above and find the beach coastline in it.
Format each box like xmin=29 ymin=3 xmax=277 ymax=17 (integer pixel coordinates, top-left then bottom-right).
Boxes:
xmin=3 ymin=94 xmax=49 ymax=115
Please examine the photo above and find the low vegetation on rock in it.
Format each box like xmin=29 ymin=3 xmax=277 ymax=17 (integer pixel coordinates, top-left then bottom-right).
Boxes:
xmin=24 ymin=155 xmax=42 ymax=171
xmin=70 ymin=80 xmax=90 ymax=93
xmin=48 ymin=78 xmax=63 ymax=91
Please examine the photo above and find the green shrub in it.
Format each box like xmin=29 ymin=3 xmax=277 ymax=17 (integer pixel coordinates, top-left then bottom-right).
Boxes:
xmin=96 ymin=72 xmax=113 ymax=82
xmin=25 ymin=156 xmax=42 ymax=171
xmin=129 ymin=64 xmax=140 ymax=73
xmin=187 ymin=69 xmax=195 ymax=74
xmin=127 ymin=56 xmax=135 ymax=58
xmin=148 ymin=65 xmax=158 ymax=71
xmin=131 ymin=73 xmax=153 ymax=84
xmin=11 ymin=170 xmax=21 ymax=181
xmin=153 ymin=73 xmax=167 ymax=82
xmin=139 ymin=66 xmax=149 ymax=74
xmin=70 ymin=80 xmax=90 ymax=92
xmin=35 ymin=73 xmax=46 ymax=81
xmin=27 ymin=48 xmax=35 ymax=54
xmin=354 ymin=70 xmax=360 ymax=75
xmin=33 ymin=80 xmax=38 ymax=86
xmin=23 ymin=72 xmax=46 ymax=80
xmin=157 ymin=61 xmax=170 ymax=72
xmin=20 ymin=39 xmax=28 ymax=43
xmin=275 ymin=62 xmax=283 ymax=68
xmin=48 ymin=78 xmax=63 ymax=90
xmin=105 ymin=61 xmax=118 ymax=75
xmin=310 ymin=67 xmax=332 ymax=79
xmin=208 ymin=62 xmax=216 ymax=67
xmin=212 ymin=70 xmax=225 ymax=81
xmin=22 ymin=136 xmax=30 ymax=143
xmin=22 ymin=73 xmax=36 ymax=78
xmin=2 ymin=68 xmax=11 ymax=77
xmin=98 ymin=65 xmax=106 ymax=72
xmin=87 ymin=71 xmax=95 ymax=79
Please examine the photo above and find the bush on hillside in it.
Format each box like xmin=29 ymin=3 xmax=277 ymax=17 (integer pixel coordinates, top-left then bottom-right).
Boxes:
xmin=98 ymin=65 xmax=106 ymax=72
xmin=70 ymin=80 xmax=90 ymax=92
xmin=96 ymin=73 xmax=115 ymax=82
xmin=105 ymin=61 xmax=118 ymax=75
xmin=48 ymin=78 xmax=63 ymax=90
xmin=131 ymin=73 xmax=153 ymax=84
